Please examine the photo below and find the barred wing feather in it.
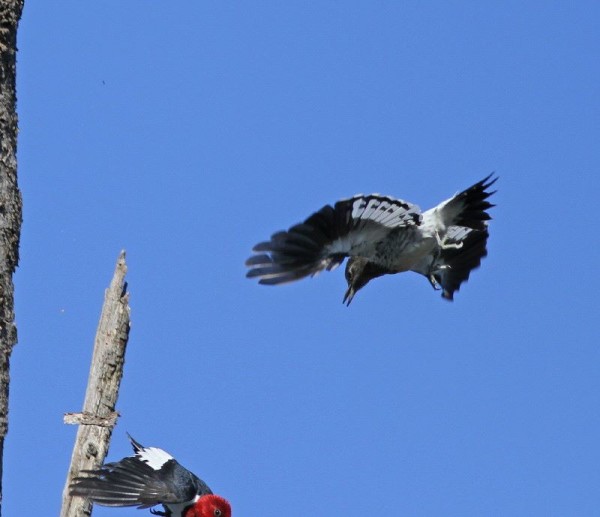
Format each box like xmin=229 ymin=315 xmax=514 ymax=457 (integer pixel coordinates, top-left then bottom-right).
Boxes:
xmin=246 ymin=194 xmax=422 ymax=285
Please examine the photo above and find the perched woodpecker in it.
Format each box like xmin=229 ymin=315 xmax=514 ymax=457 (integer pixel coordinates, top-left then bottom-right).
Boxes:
xmin=246 ymin=174 xmax=497 ymax=304
xmin=70 ymin=435 xmax=231 ymax=517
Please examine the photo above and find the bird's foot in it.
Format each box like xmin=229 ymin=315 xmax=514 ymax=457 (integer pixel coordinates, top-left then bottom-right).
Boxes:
xmin=428 ymin=264 xmax=451 ymax=290
xmin=429 ymin=274 xmax=441 ymax=290
xmin=435 ymin=232 xmax=463 ymax=250
xmin=150 ymin=510 xmax=168 ymax=517
xmin=442 ymin=241 xmax=463 ymax=250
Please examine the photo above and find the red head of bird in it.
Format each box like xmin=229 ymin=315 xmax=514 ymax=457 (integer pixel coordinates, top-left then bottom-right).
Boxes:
xmin=185 ymin=495 xmax=232 ymax=517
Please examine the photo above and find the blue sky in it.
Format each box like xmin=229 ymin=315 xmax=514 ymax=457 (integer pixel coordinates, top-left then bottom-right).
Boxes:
xmin=8 ymin=2 xmax=600 ymax=516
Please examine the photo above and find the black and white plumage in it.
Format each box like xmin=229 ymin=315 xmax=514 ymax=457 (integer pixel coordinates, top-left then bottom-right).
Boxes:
xmin=69 ymin=435 xmax=219 ymax=517
xmin=246 ymin=174 xmax=497 ymax=304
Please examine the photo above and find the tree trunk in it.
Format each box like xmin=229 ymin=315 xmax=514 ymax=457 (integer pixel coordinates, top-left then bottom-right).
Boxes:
xmin=0 ymin=1 xmax=24 ymax=515
xmin=61 ymin=252 xmax=131 ymax=517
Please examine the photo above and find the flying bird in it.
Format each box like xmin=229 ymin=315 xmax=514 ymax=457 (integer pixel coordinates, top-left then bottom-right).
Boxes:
xmin=246 ymin=174 xmax=497 ymax=304
xmin=70 ymin=435 xmax=231 ymax=517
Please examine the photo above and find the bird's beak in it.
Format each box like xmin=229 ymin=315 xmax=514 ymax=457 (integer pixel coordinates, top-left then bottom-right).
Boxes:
xmin=343 ymin=286 xmax=355 ymax=306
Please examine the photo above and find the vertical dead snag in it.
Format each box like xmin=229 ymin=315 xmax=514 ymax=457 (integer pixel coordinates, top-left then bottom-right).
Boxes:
xmin=61 ymin=251 xmax=131 ymax=517
xmin=0 ymin=1 xmax=24 ymax=515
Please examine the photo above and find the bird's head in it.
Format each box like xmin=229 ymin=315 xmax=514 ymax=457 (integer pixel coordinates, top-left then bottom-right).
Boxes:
xmin=185 ymin=495 xmax=232 ymax=517
xmin=343 ymin=257 xmax=388 ymax=305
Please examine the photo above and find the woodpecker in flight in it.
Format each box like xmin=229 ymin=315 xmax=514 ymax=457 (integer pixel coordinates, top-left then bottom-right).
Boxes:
xmin=69 ymin=435 xmax=231 ymax=517
xmin=246 ymin=174 xmax=497 ymax=304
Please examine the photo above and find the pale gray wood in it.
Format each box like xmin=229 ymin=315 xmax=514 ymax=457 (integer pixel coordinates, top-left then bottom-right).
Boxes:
xmin=60 ymin=252 xmax=131 ymax=517
xmin=0 ymin=1 xmax=24 ymax=515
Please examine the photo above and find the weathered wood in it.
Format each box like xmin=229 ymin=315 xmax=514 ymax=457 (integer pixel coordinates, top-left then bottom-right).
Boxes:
xmin=60 ymin=252 xmax=131 ymax=517
xmin=0 ymin=1 xmax=24 ymax=515
xmin=63 ymin=412 xmax=120 ymax=428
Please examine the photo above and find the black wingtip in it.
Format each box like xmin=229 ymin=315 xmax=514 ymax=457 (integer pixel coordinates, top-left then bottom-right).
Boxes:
xmin=480 ymin=172 xmax=499 ymax=188
xmin=448 ymin=173 xmax=498 ymax=231
xmin=126 ymin=433 xmax=144 ymax=453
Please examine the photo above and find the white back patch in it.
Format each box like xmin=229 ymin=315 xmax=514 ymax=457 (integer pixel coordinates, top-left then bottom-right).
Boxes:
xmin=137 ymin=446 xmax=174 ymax=470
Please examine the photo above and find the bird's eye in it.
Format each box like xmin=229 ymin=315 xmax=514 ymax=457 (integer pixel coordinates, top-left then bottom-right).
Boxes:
xmin=214 ymin=510 xmax=222 ymax=517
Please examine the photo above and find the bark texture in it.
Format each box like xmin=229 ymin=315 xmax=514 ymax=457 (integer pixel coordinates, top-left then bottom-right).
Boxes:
xmin=61 ymin=252 xmax=131 ymax=517
xmin=0 ymin=1 xmax=23 ymax=515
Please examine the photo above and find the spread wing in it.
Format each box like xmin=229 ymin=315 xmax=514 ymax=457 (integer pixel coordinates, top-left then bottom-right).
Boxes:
xmin=413 ymin=174 xmax=497 ymax=300
xmin=413 ymin=226 xmax=489 ymax=300
xmin=246 ymin=194 xmax=422 ymax=285
xmin=434 ymin=227 xmax=489 ymax=299
xmin=425 ymin=173 xmax=497 ymax=231
xmin=70 ymin=437 xmax=211 ymax=509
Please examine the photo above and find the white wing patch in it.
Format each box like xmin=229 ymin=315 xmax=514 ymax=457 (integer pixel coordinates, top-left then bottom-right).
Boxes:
xmin=355 ymin=198 xmax=381 ymax=220
xmin=136 ymin=446 xmax=174 ymax=470
xmin=350 ymin=195 xmax=421 ymax=229
xmin=323 ymin=195 xmax=422 ymax=258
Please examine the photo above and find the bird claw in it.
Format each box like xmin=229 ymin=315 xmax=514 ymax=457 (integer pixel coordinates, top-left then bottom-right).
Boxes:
xmin=429 ymin=277 xmax=441 ymax=290
xmin=442 ymin=241 xmax=463 ymax=250
xmin=428 ymin=264 xmax=451 ymax=290
xmin=435 ymin=231 xmax=463 ymax=250
xmin=150 ymin=510 xmax=168 ymax=517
